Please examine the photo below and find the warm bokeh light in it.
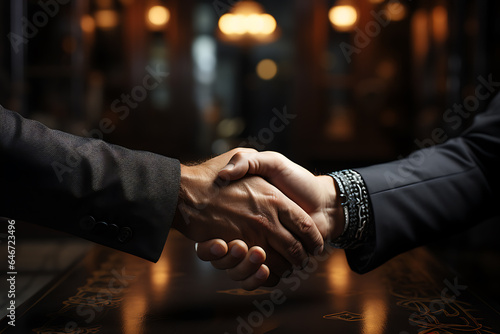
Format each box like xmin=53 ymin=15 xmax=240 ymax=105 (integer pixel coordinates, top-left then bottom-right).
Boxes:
xmin=216 ymin=118 xmax=245 ymax=138
xmin=260 ymin=14 xmax=277 ymax=34
xmin=385 ymin=2 xmax=407 ymax=21
xmin=81 ymin=15 xmax=96 ymax=33
xmin=326 ymin=106 xmax=354 ymax=140
xmin=94 ymin=10 xmax=119 ymax=30
xmin=368 ymin=0 xmax=385 ymax=3
xmin=256 ymin=59 xmax=278 ymax=80
xmin=218 ymin=13 xmax=276 ymax=36
xmin=150 ymin=256 xmax=170 ymax=295
xmin=232 ymin=0 xmax=263 ymax=15
xmin=326 ymin=250 xmax=351 ymax=294
xmin=412 ymin=10 xmax=429 ymax=62
xmin=217 ymin=0 xmax=276 ymax=40
xmin=362 ymin=297 xmax=388 ymax=334
xmin=247 ymin=14 xmax=262 ymax=34
xmin=122 ymin=293 xmax=147 ymax=334
xmin=329 ymin=5 xmax=358 ymax=31
xmin=219 ymin=14 xmax=241 ymax=35
xmin=432 ymin=5 xmax=448 ymax=43
xmin=147 ymin=5 xmax=170 ymax=28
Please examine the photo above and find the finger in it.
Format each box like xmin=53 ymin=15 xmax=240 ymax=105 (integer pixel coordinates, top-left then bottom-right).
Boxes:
xmin=195 ymin=239 xmax=228 ymax=261
xmin=264 ymin=215 xmax=308 ymax=269
xmin=219 ymin=151 xmax=321 ymax=213
xmin=218 ymin=151 xmax=286 ymax=182
xmin=226 ymin=246 xmax=266 ymax=281
xmin=206 ymin=148 xmax=257 ymax=171
xmin=263 ymin=193 xmax=323 ymax=264
xmin=211 ymin=240 xmax=248 ymax=270
xmin=218 ymin=153 xmax=252 ymax=181
xmin=278 ymin=195 xmax=324 ymax=255
xmin=240 ymin=264 xmax=270 ymax=291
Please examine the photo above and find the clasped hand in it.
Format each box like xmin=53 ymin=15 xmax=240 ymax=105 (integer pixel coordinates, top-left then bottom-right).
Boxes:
xmin=173 ymin=149 xmax=344 ymax=290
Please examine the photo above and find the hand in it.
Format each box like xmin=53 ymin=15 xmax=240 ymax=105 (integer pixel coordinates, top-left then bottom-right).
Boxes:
xmin=196 ymin=150 xmax=344 ymax=289
xmin=172 ymin=148 xmax=324 ymax=282
xmin=218 ymin=150 xmax=344 ymax=242
xmin=195 ymin=239 xmax=270 ymax=291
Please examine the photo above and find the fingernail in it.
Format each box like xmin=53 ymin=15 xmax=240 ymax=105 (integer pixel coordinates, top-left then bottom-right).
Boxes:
xmin=221 ymin=163 xmax=235 ymax=172
xmin=255 ymin=267 xmax=267 ymax=280
xmin=194 ymin=243 xmax=198 ymax=252
xmin=210 ymin=243 xmax=225 ymax=257
xmin=249 ymin=252 xmax=262 ymax=264
xmin=230 ymin=245 xmax=245 ymax=258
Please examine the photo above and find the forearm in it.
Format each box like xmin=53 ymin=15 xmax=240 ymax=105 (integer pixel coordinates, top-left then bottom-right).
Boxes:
xmin=344 ymin=94 xmax=500 ymax=274
xmin=0 ymin=107 xmax=180 ymax=262
xmin=349 ymin=140 xmax=496 ymax=273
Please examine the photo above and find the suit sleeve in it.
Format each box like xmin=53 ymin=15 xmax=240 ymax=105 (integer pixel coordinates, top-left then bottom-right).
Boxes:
xmin=346 ymin=93 xmax=500 ymax=274
xmin=0 ymin=106 xmax=181 ymax=262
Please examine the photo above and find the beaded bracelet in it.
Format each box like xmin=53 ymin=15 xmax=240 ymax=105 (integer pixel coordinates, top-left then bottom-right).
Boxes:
xmin=328 ymin=170 xmax=372 ymax=249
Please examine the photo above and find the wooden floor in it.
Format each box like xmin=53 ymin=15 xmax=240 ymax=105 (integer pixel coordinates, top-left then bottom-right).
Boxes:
xmin=2 ymin=231 xmax=500 ymax=334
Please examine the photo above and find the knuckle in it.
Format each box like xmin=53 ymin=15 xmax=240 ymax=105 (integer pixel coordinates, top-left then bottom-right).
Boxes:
xmin=296 ymin=216 xmax=314 ymax=235
xmin=263 ymin=150 xmax=279 ymax=157
xmin=233 ymin=151 xmax=244 ymax=158
xmin=230 ymin=148 xmax=245 ymax=155
xmin=265 ymin=151 xmax=285 ymax=163
xmin=252 ymin=214 xmax=272 ymax=231
xmin=287 ymin=239 xmax=306 ymax=264
xmin=266 ymin=190 xmax=281 ymax=206
xmin=232 ymin=147 xmax=256 ymax=157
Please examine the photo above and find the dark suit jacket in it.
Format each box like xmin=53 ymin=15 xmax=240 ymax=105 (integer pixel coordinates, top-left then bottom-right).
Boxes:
xmin=0 ymin=106 xmax=180 ymax=262
xmin=349 ymin=93 xmax=500 ymax=274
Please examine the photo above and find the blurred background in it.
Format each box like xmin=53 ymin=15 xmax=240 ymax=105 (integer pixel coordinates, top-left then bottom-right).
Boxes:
xmin=1 ymin=0 xmax=500 ymax=299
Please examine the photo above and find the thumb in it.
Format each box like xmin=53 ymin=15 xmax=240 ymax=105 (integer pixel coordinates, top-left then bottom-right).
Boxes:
xmin=218 ymin=153 xmax=253 ymax=181
xmin=219 ymin=151 xmax=290 ymax=183
xmin=219 ymin=151 xmax=320 ymax=217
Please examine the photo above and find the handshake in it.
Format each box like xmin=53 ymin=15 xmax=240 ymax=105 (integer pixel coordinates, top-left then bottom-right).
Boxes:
xmin=172 ymin=148 xmax=346 ymax=290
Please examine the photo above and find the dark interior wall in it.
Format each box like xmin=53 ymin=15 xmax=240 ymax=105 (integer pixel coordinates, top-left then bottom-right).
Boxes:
xmin=2 ymin=0 xmax=499 ymax=164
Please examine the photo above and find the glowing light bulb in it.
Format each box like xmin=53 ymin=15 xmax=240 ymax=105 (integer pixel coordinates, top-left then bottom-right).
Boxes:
xmin=148 ymin=5 xmax=170 ymax=27
xmin=94 ymin=10 xmax=119 ymax=30
xmin=256 ymin=59 xmax=278 ymax=80
xmin=329 ymin=5 xmax=357 ymax=31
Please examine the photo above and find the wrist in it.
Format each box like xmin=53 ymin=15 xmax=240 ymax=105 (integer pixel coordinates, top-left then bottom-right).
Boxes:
xmin=317 ymin=175 xmax=345 ymax=241
xmin=172 ymin=164 xmax=206 ymax=231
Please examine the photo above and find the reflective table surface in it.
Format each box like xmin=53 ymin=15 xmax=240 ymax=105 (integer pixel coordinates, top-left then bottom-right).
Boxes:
xmin=3 ymin=231 xmax=500 ymax=334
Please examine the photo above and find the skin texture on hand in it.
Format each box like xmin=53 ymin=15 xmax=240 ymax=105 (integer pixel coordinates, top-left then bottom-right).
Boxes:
xmin=218 ymin=150 xmax=344 ymax=242
xmin=196 ymin=150 xmax=345 ymax=290
xmin=172 ymin=148 xmax=324 ymax=284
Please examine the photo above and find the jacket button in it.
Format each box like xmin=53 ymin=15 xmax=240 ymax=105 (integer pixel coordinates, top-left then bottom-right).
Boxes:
xmin=79 ymin=216 xmax=96 ymax=231
xmin=108 ymin=224 xmax=120 ymax=237
xmin=117 ymin=227 xmax=133 ymax=243
xmin=93 ymin=221 xmax=108 ymax=234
